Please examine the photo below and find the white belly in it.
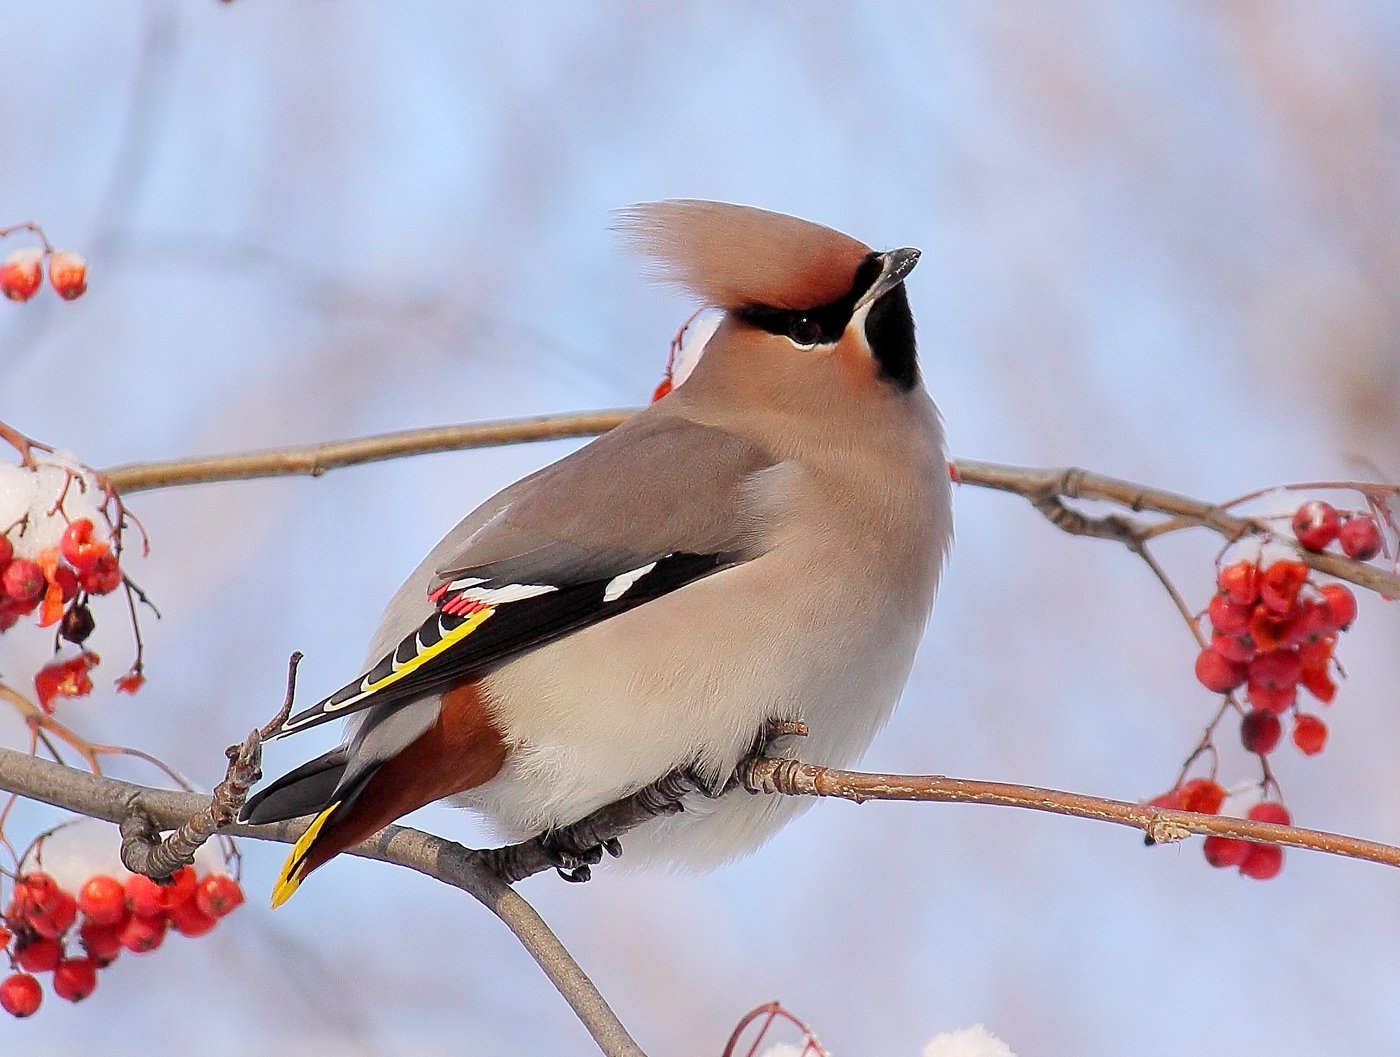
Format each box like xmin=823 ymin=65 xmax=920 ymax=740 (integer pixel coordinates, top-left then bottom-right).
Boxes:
xmin=457 ymin=540 xmax=937 ymax=868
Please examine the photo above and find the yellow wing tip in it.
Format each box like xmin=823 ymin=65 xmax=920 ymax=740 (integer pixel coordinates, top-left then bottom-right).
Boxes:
xmin=269 ymin=800 xmax=341 ymax=910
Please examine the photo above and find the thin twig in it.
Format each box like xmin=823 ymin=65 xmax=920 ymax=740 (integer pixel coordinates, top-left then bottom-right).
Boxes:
xmin=118 ymin=653 xmax=300 ymax=879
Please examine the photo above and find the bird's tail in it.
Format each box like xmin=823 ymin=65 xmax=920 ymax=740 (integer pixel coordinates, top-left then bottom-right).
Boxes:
xmin=241 ymin=682 xmax=508 ymax=907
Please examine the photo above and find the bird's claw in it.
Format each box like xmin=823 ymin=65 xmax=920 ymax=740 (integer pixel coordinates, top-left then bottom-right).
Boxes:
xmin=539 ymin=829 xmax=623 ymax=883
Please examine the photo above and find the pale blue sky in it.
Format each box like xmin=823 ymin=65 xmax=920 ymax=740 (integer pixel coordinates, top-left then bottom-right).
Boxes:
xmin=3 ymin=3 xmax=1399 ymax=1055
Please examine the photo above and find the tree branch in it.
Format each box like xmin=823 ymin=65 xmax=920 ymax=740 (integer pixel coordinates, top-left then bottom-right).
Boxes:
xmin=102 ymin=410 xmax=635 ymax=493
xmin=5 ymin=736 xmax=1398 ymax=1053
xmin=736 ymin=757 xmax=1400 ymax=868
xmin=99 ymin=412 xmax=1400 ymax=599
xmin=0 ymin=746 xmax=646 ymax=1057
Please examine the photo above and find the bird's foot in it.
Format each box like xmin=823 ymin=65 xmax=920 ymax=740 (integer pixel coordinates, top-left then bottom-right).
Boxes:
xmin=731 ymin=718 xmax=808 ymax=795
xmin=538 ymin=828 xmax=624 ymax=883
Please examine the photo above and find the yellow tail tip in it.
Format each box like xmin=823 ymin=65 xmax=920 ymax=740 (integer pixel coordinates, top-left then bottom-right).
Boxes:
xmin=269 ymin=800 xmax=341 ymax=909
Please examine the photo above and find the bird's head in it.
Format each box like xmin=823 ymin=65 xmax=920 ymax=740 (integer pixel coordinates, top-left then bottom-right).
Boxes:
xmin=618 ymin=200 xmax=922 ymax=407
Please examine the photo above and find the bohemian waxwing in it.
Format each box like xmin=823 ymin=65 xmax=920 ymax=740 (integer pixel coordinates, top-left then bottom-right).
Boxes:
xmin=242 ymin=200 xmax=954 ymax=904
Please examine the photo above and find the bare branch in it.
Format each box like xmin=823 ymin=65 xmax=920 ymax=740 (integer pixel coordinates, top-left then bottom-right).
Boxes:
xmin=102 ymin=410 xmax=636 ymax=493
xmin=97 ymin=413 xmax=1400 ymax=600
xmin=736 ymin=757 xmax=1400 ymax=868
xmin=0 ymin=746 xmax=646 ymax=1057
xmin=956 ymin=458 xmax=1400 ymax=598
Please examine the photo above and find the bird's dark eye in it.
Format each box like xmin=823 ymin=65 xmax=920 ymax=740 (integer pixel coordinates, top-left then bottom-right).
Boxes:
xmin=787 ymin=317 xmax=822 ymax=348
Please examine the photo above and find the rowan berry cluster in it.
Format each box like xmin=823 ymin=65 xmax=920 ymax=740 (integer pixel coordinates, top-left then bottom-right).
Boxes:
xmin=0 ymin=866 xmax=244 ymax=1016
xmin=0 ymin=450 xmax=149 ymax=708
xmin=0 ymin=246 xmax=87 ymax=303
xmin=1156 ymin=498 xmax=1387 ymax=880
xmin=1194 ymin=556 xmax=1353 ymax=754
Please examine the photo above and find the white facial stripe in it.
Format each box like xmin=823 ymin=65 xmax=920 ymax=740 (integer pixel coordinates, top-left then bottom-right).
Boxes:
xmin=603 ymin=562 xmax=658 ymax=603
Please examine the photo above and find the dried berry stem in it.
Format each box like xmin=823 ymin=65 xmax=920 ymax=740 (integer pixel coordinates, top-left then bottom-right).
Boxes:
xmin=0 ymin=222 xmax=54 ymax=255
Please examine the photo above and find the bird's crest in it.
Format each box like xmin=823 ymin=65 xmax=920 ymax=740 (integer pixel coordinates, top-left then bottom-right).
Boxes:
xmin=616 ymin=200 xmax=872 ymax=312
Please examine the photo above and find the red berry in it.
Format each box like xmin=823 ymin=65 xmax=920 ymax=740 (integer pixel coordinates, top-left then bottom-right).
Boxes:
xmin=0 ymin=973 xmax=42 ymax=1017
xmin=1282 ymin=600 xmax=1337 ymax=647
xmin=1292 ymin=500 xmax=1341 ymax=551
xmin=28 ymin=891 xmax=77 ymax=939
xmin=117 ymin=912 xmax=166 ymax=954
xmin=159 ymin=866 xmax=198 ymax=910
xmin=78 ymin=553 xmax=122 ymax=595
xmin=17 ymin=872 xmax=62 ymax=915
xmin=78 ymin=875 xmax=127 ymax=926
xmin=1260 ymin=560 xmax=1309 ymax=615
xmin=1319 ymin=582 xmax=1358 ymax=630
xmin=1194 ymin=646 xmax=1246 ymax=692
xmin=14 ymin=935 xmax=62 ymax=973
xmin=650 ymin=378 xmax=673 ymax=402
xmin=195 ymin=874 xmax=245 ymax=919
xmin=1179 ymin=778 xmax=1226 ymax=815
xmin=2 ymin=558 xmax=46 ymax=604
xmin=1248 ymin=648 xmax=1302 ymax=691
xmin=167 ymin=899 xmax=217 ymax=938
xmin=1211 ymin=629 xmax=1256 ymax=664
xmin=115 ymin=671 xmax=145 ymax=695
xmin=1207 ymin=593 xmax=1252 ymax=634
xmin=1338 ymin=516 xmax=1382 ymax=561
xmin=33 ymin=654 xmax=97 ymax=712
xmin=0 ymin=248 xmax=43 ymax=303
xmin=124 ymin=874 xmax=165 ymax=919
xmin=1217 ymin=561 xmax=1260 ymax=605
xmin=1248 ymin=683 xmax=1297 ymax=714
xmin=51 ymin=957 xmax=97 ymax=1002
xmin=59 ymin=518 xmax=110 ymax=574
xmin=1239 ymin=843 xmax=1284 ymax=880
xmin=1147 ymin=788 xmax=1186 ymax=811
xmin=1248 ymin=801 xmax=1291 ymax=826
xmin=0 ymin=534 xmax=12 ymax=565
xmin=52 ymin=564 xmax=78 ymax=602
xmin=1293 ymin=713 xmax=1328 ymax=755
xmin=1240 ymin=710 xmax=1283 ymax=754
xmin=47 ymin=250 xmax=87 ymax=301
xmin=1202 ymin=835 xmax=1249 ymax=868
xmin=78 ymin=920 xmax=123 ymax=965
xmin=1299 ymin=659 xmax=1338 ymax=704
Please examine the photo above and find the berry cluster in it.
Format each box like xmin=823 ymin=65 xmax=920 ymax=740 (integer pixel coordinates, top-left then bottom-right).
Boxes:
xmin=1291 ymin=500 xmax=1383 ymax=560
xmin=0 ymin=246 xmax=86 ymax=303
xmin=0 ymin=867 xmax=244 ymax=1016
xmin=1161 ymin=497 xmax=1386 ymax=880
xmin=1194 ymin=556 xmax=1353 ymax=755
xmin=0 ymin=450 xmax=149 ymax=708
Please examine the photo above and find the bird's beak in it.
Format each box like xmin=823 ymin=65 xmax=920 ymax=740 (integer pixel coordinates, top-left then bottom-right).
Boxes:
xmin=854 ymin=247 xmax=920 ymax=312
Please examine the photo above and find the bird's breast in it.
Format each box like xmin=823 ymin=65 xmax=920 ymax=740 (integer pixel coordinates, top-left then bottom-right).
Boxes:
xmin=463 ymin=447 xmax=950 ymax=845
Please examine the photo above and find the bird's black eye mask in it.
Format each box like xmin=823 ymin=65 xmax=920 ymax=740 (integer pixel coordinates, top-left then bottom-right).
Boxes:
xmin=735 ymin=252 xmax=917 ymax=390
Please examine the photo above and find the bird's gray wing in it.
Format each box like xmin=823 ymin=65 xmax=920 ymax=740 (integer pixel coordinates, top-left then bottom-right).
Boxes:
xmin=273 ymin=411 xmax=776 ymax=737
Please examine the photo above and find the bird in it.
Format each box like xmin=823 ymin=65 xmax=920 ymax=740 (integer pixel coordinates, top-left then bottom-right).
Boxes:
xmin=241 ymin=200 xmax=954 ymax=905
